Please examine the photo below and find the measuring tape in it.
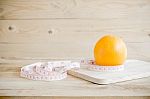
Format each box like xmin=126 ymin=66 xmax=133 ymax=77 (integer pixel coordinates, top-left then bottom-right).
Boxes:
xmin=81 ymin=60 xmax=124 ymax=71
xmin=20 ymin=60 xmax=124 ymax=81
xmin=20 ymin=61 xmax=80 ymax=81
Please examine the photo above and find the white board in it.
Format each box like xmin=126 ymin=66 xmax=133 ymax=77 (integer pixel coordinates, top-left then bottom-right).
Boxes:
xmin=68 ymin=60 xmax=150 ymax=84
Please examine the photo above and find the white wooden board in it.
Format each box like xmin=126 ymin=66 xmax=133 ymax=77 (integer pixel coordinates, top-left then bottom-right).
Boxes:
xmin=68 ymin=60 xmax=150 ymax=84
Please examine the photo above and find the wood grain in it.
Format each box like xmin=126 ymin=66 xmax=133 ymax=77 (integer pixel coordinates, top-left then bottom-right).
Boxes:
xmin=0 ymin=96 xmax=150 ymax=99
xmin=0 ymin=62 xmax=150 ymax=96
xmin=0 ymin=20 xmax=150 ymax=60
xmin=0 ymin=0 xmax=150 ymax=19
xmin=0 ymin=0 xmax=150 ymax=98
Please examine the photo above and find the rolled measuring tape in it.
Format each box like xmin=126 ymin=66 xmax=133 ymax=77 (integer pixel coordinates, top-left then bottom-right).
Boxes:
xmin=20 ymin=61 xmax=80 ymax=81
xmin=20 ymin=60 xmax=124 ymax=81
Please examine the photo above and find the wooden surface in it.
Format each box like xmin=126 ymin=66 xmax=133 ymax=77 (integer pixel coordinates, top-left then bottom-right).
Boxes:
xmin=0 ymin=97 xmax=150 ymax=99
xmin=0 ymin=60 xmax=150 ymax=97
xmin=0 ymin=0 xmax=150 ymax=19
xmin=0 ymin=19 xmax=150 ymax=60
xmin=0 ymin=0 xmax=150 ymax=60
xmin=0 ymin=0 xmax=150 ymax=98
xmin=68 ymin=60 xmax=150 ymax=84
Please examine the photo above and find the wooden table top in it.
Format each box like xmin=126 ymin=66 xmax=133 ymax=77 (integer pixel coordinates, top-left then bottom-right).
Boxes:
xmin=0 ymin=60 xmax=150 ymax=97
xmin=0 ymin=0 xmax=150 ymax=98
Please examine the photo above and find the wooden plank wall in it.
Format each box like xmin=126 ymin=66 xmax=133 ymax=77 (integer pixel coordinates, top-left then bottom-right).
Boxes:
xmin=0 ymin=0 xmax=150 ymax=63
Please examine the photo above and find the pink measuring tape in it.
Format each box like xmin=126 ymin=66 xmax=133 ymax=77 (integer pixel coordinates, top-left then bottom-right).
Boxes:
xmin=20 ymin=60 xmax=124 ymax=81
xmin=20 ymin=61 xmax=80 ymax=81
xmin=81 ymin=60 xmax=124 ymax=71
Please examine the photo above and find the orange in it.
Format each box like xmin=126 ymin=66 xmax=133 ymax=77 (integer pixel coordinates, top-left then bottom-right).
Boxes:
xmin=94 ymin=35 xmax=127 ymax=66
